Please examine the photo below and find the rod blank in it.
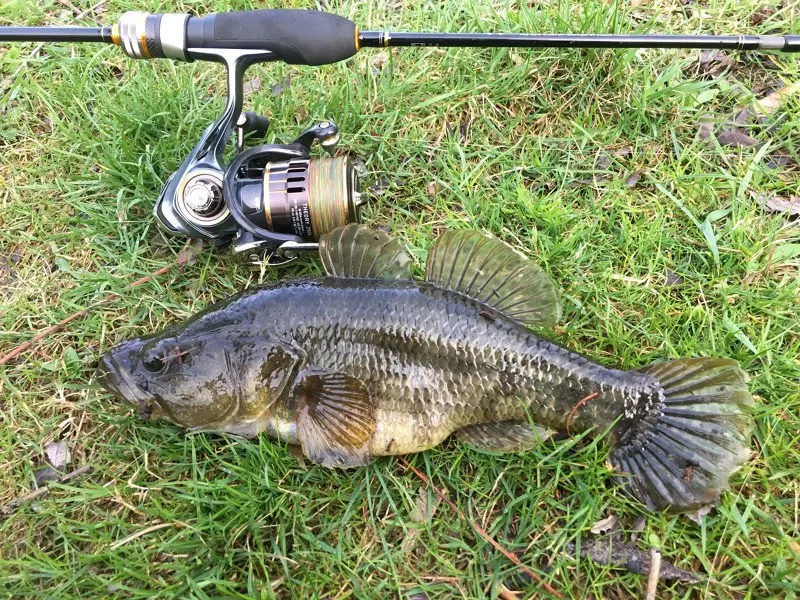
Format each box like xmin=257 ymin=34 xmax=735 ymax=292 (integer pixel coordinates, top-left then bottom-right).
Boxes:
xmin=0 ymin=26 xmax=113 ymax=43
xmin=359 ymin=31 xmax=800 ymax=52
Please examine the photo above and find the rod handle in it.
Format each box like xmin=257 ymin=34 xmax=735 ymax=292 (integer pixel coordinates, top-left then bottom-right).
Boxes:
xmin=186 ymin=10 xmax=359 ymax=66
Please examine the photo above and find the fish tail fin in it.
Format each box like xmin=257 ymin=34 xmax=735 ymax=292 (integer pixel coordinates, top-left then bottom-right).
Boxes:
xmin=611 ymin=358 xmax=754 ymax=513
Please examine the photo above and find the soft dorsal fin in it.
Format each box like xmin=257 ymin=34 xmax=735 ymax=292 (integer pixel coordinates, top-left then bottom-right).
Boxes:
xmin=294 ymin=370 xmax=376 ymax=468
xmin=319 ymin=224 xmax=412 ymax=279
xmin=425 ymin=230 xmax=562 ymax=327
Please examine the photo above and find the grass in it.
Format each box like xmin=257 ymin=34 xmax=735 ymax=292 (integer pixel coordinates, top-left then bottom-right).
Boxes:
xmin=1 ymin=0 xmax=799 ymax=597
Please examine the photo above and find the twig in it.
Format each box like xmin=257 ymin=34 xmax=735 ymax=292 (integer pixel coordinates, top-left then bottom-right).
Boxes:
xmin=0 ymin=245 xmax=194 ymax=366
xmin=565 ymin=392 xmax=599 ymax=437
xmin=0 ymin=465 xmax=92 ymax=518
xmin=399 ymin=457 xmax=563 ymax=599
xmin=0 ymin=0 xmax=107 ymax=96
xmin=645 ymin=548 xmax=662 ymax=600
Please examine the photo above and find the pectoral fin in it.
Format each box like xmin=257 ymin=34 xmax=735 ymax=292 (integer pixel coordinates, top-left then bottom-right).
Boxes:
xmin=456 ymin=420 xmax=552 ymax=453
xmin=319 ymin=224 xmax=412 ymax=280
xmin=294 ymin=371 xmax=376 ymax=468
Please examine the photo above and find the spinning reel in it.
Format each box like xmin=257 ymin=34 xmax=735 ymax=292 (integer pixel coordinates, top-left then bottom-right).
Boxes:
xmin=2 ymin=8 xmax=798 ymax=263
xmin=154 ymin=69 xmax=363 ymax=263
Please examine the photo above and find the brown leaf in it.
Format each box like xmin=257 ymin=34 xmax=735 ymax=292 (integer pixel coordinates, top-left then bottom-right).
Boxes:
xmin=625 ymin=171 xmax=643 ymax=187
xmin=271 ymin=75 xmax=292 ymax=97
xmin=613 ymin=146 xmax=634 ymax=158
xmin=685 ymin=504 xmax=712 ymax=525
xmin=697 ymin=114 xmax=715 ymax=140
xmin=750 ymin=7 xmax=775 ymax=26
xmin=243 ymin=77 xmax=261 ymax=96
xmin=45 ymin=440 xmax=70 ymax=469
xmin=698 ymin=50 xmax=735 ymax=76
xmin=595 ymin=152 xmax=612 ymax=170
xmin=716 ymin=130 xmax=760 ymax=147
xmin=590 ymin=514 xmax=618 ymax=535
xmin=34 ymin=466 xmax=59 ymax=487
xmin=755 ymin=194 xmax=800 ymax=217
xmin=664 ymin=269 xmax=685 ymax=287
xmin=371 ymin=52 xmax=389 ymax=70
xmin=753 ymin=82 xmax=800 ymax=118
xmin=426 ymin=181 xmax=443 ymax=196
xmin=177 ymin=239 xmax=205 ymax=267
xmin=568 ymin=175 xmax=611 ymax=188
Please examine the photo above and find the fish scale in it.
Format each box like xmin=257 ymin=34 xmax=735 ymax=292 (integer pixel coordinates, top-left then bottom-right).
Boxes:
xmin=239 ymin=279 xmax=629 ymax=452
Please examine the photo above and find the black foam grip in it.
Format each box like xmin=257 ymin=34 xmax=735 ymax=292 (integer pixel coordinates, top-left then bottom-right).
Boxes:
xmin=185 ymin=10 xmax=358 ymax=66
xmin=786 ymin=36 xmax=800 ymax=52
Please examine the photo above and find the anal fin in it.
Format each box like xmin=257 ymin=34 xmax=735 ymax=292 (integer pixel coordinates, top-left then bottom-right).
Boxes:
xmin=294 ymin=370 xmax=376 ymax=468
xmin=456 ymin=420 xmax=552 ymax=453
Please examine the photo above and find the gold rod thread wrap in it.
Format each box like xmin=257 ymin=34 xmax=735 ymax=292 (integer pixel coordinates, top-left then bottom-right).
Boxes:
xmin=308 ymin=157 xmax=352 ymax=240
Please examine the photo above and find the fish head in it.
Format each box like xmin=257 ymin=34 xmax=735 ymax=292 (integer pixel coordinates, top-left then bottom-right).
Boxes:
xmin=98 ymin=325 xmax=301 ymax=430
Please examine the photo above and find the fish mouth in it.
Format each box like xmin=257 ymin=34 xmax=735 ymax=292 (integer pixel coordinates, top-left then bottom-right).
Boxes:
xmin=97 ymin=353 xmax=157 ymax=418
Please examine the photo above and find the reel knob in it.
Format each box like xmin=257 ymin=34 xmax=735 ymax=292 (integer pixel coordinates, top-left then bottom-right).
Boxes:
xmin=184 ymin=178 xmax=223 ymax=217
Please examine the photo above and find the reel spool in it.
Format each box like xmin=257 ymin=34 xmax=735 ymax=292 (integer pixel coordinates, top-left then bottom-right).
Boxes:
xmin=234 ymin=155 xmax=360 ymax=242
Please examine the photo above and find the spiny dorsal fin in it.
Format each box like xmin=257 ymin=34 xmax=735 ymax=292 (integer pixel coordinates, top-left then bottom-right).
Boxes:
xmin=425 ymin=230 xmax=562 ymax=327
xmin=294 ymin=370 xmax=375 ymax=468
xmin=456 ymin=420 xmax=552 ymax=453
xmin=319 ymin=224 xmax=412 ymax=279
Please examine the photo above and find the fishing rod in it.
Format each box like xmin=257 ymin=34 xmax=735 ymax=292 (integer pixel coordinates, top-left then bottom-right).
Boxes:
xmin=2 ymin=9 xmax=798 ymax=262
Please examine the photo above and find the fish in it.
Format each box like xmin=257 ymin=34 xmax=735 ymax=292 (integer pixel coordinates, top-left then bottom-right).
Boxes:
xmin=98 ymin=224 xmax=754 ymax=513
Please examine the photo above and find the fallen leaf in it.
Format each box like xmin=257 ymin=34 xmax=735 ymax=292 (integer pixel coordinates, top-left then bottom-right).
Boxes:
xmin=664 ymin=269 xmax=685 ymax=287
xmin=568 ymin=175 xmax=611 ymax=188
xmin=697 ymin=114 xmax=715 ymax=140
xmin=401 ymin=487 xmax=441 ymax=555
xmin=270 ymin=75 xmax=292 ymax=97
xmin=371 ymin=52 xmax=389 ymax=70
xmin=685 ymin=504 xmax=712 ymax=525
xmin=749 ymin=6 xmax=775 ymax=26
xmin=446 ymin=120 xmax=470 ymax=143
xmin=34 ymin=466 xmax=59 ymax=487
xmin=426 ymin=181 xmax=443 ymax=196
xmin=716 ymin=130 xmax=760 ymax=147
xmin=243 ymin=77 xmax=261 ymax=96
xmin=625 ymin=171 xmax=643 ymax=187
xmin=614 ymin=146 xmax=634 ymax=158
xmin=753 ymin=193 xmax=800 ymax=218
xmin=697 ymin=50 xmax=735 ymax=77
xmin=595 ymin=152 xmax=612 ymax=170
xmin=591 ymin=514 xmax=618 ymax=535
xmin=753 ymin=82 xmax=800 ymax=118
xmin=630 ymin=515 xmax=648 ymax=543
xmin=177 ymin=239 xmax=205 ymax=267
xmin=764 ymin=153 xmax=795 ymax=170
xmin=45 ymin=440 xmax=70 ymax=469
